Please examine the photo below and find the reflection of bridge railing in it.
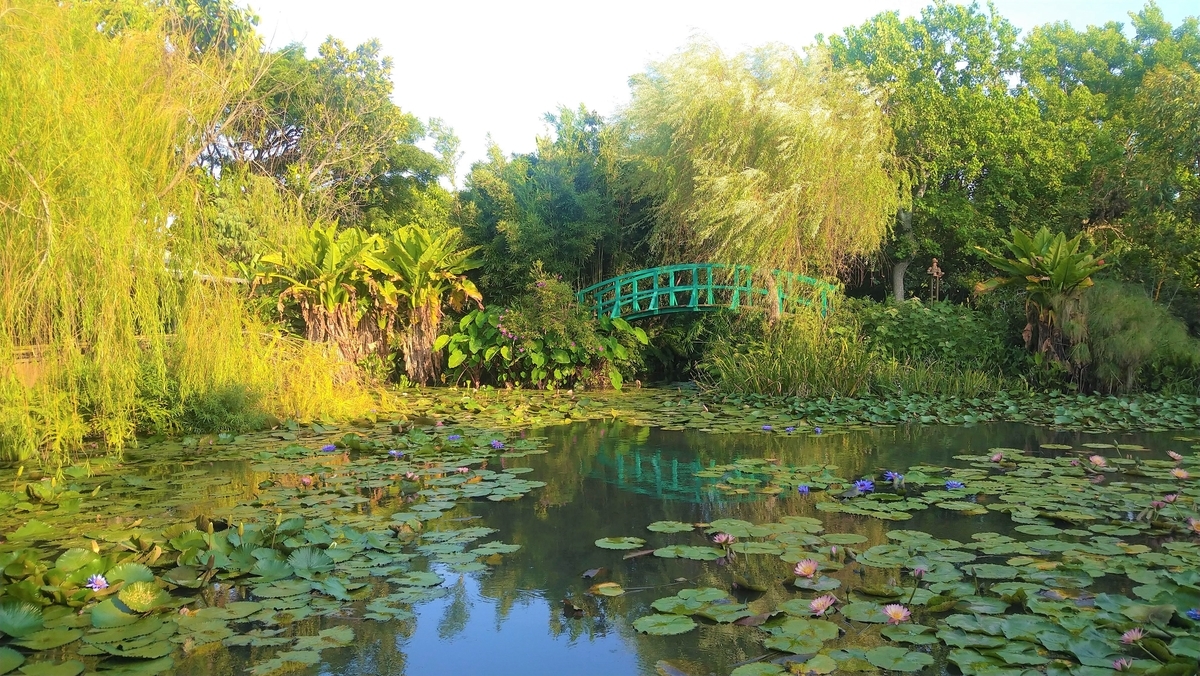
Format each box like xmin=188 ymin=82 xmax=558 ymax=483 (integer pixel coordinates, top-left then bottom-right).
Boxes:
xmin=577 ymin=263 xmax=835 ymax=321
xmin=590 ymin=448 xmax=763 ymax=504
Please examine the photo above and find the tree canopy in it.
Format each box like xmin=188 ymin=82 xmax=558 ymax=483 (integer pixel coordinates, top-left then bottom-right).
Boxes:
xmin=619 ymin=42 xmax=906 ymax=276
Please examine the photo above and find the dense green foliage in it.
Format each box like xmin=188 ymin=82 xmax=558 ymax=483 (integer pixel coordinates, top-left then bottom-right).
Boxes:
xmin=4 ymin=0 xmax=1200 ymax=464
xmin=437 ymin=272 xmax=647 ymax=389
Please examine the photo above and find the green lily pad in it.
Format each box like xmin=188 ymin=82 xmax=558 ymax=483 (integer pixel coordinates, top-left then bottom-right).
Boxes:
xmin=594 ymin=537 xmax=646 ymax=550
xmin=880 ymin=623 xmax=938 ymax=645
xmin=90 ymin=599 xmax=137 ymax=629
xmin=797 ymin=654 xmax=837 ymax=674
xmin=962 ymin=564 xmax=1019 ymax=580
xmin=632 ymin=614 xmax=696 ymax=635
xmin=117 ymin=582 xmax=169 ymax=613
xmin=864 ymin=646 xmax=934 ymax=672
xmin=0 ymin=648 xmax=23 ymax=676
xmin=12 ymin=628 xmax=82 ymax=651
xmin=0 ymin=601 xmax=44 ymax=638
xmin=653 ymin=545 xmax=723 ymax=561
xmin=105 ymin=563 xmax=154 ymax=584
xmin=16 ymin=661 xmax=85 ymax=676
xmin=646 ymin=521 xmax=695 ymax=533
xmin=840 ymin=602 xmax=890 ymax=623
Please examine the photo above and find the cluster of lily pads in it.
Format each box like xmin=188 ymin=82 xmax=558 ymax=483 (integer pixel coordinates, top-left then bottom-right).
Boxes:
xmin=0 ymin=418 xmax=547 ymax=675
xmin=598 ymin=442 xmax=1200 ymax=675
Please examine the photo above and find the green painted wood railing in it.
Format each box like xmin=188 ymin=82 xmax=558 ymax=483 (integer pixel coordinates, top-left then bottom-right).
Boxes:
xmin=576 ymin=263 xmax=835 ymax=320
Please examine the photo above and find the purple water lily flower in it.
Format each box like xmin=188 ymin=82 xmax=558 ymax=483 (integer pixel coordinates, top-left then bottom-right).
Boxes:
xmin=762 ymin=425 xmax=773 ymax=431
xmin=86 ymin=575 xmax=108 ymax=592
xmin=785 ymin=427 xmax=795 ymax=433
xmin=490 ymin=439 xmax=505 ymax=450
xmin=447 ymin=434 xmax=462 ymax=442
xmin=854 ymin=479 xmax=875 ymax=492
xmin=1188 ymin=608 xmax=1200 ymax=621
xmin=321 ymin=444 xmax=337 ymax=452
xmin=388 ymin=450 xmax=404 ymax=459
xmin=797 ymin=485 xmax=810 ymax=495
xmin=945 ymin=480 xmax=966 ymax=490
xmin=883 ymin=471 xmax=903 ymax=482
xmin=813 ymin=427 xmax=822 ymax=435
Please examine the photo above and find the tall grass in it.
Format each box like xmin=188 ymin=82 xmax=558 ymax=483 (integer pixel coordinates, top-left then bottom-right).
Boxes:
xmin=699 ymin=302 xmax=1018 ymax=399
xmin=700 ymin=307 xmax=875 ymax=397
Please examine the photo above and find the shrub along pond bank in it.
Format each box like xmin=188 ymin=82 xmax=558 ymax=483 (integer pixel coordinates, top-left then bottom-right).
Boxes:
xmin=0 ymin=388 xmax=1197 ymax=675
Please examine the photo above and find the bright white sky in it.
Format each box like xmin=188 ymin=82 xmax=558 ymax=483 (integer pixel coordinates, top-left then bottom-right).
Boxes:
xmin=248 ymin=0 xmax=1198 ymax=173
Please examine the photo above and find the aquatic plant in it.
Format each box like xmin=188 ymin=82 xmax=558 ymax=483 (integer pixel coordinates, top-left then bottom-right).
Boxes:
xmin=882 ymin=604 xmax=910 ymax=625
xmin=793 ymin=559 xmax=819 ymax=578
xmin=809 ymin=595 xmax=837 ymax=617
xmin=854 ymin=479 xmax=875 ymax=492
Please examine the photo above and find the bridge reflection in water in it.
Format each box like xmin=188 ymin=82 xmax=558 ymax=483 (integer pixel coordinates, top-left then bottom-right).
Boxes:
xmin=591 ymin=446 xmax=763 ymax=504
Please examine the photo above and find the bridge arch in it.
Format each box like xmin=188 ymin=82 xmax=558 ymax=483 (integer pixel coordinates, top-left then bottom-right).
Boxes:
xmin=576 ymin=263 xmax=835 ymax=321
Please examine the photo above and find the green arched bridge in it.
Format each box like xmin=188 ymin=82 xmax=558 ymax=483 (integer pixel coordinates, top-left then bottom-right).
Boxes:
xmin=576 ymin=263 xmax=835 ymax=321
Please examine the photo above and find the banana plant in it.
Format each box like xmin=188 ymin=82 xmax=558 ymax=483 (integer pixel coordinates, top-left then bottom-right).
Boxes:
xmin=253 ymin=224 xmax=389 ymax=362
xmin=975 ymin=227 xmax=1106 ymax=367
xmin=366 ymin=225 xmax=482 ymax=384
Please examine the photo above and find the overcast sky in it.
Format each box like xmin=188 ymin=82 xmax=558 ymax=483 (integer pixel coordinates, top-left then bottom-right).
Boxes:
xmin=247 ymin=0 xmax=1198 ymax=172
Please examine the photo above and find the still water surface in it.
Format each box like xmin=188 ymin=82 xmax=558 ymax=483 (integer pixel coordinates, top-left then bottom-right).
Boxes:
xmin=172 ymin=421 xmax=1179 ymax=675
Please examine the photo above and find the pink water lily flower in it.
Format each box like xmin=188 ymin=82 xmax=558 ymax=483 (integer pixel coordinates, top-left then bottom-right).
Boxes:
xmin=1171 ymin=468 xmax=1190 ymax=479
xmin=1168 ymin=451 xmax=1183 ymax=461
xmin=883 ymin=604 xmax=911 ymax=625
xmin=1088 ymin=455 xmax=1107 ymax=467
xmin=1121 ymin=627 xmax=1144 ymax=644
xmin=809 ymin=594 xmax=837 ymax=616
xmin=793 ymin=559 xmax=819 ymax=578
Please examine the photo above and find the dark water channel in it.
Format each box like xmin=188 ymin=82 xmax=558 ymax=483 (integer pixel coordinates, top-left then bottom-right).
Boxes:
xmin=171 ymin=421 xmax=1185 ymax=676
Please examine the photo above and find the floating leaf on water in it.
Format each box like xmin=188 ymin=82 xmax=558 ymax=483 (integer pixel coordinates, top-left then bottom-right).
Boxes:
xmin=796 ymin=654 xmax=837 ymax=674
xmin=105 ymin=563 xmax=154 ymax=584
xmin=12 ymin=628 xmax=82 ymax=651
xmin=880 ymin=623 xmax=938 ymax=645
xmin=0 ymin=647 xmax=23 ymax=675
xmin=840 ymin=602 xmax=890 ymax=623
xmin=864 ymin=646 xmax=934 ymax=672
xmin=646 ymin=521 xmax=695 ymax=533
xmin=653 ymin=545 xmax=723 ymax=561
xmin=389 ymin=572 xmax=443 ymax=588
xmin=14 ymin=660 xmax=85 ymax=676
xmin=0 ymin=600 xmax=44 ymax=638
xmin=117 ymin=582 xmax=169 ymax=613
xmin=632 ymin=614 xmax=696 ymax=636
xmin=589 ymin=583 xmax=625 ymax=597
xmin=594 ymin=537 xmax=646 ymax=550
xmin=728 ymin=664 xmax=785 ymax=676
xmin=90 ymin=599 xmax=136 ymax=629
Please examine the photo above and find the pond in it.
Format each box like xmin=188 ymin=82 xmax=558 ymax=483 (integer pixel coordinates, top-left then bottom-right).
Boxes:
xmin=0 ymin=400 xmax=1197 ymax=676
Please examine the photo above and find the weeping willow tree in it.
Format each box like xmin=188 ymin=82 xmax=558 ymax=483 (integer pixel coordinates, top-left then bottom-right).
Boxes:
xmin=0 ymin=0 xmax=316 ymax=460
xmin=620 ymin=41 xmax=907 ymax=278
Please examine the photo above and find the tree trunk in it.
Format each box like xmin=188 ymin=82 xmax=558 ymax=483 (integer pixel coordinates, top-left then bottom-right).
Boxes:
xmin=892 ymin=207 xmax=916 ymax=302
xmin=891 ymin=258 xmax=911 ymax=303
xmin=403 ymin=303 xmax=442 ymax=385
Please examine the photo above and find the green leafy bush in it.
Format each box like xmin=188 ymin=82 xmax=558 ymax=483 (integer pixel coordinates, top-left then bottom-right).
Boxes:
xmin=436 ymin=271 xmax=647 ymax=389
xmin=850 ymin=298 xmax=1020 ymax=374
xmin=1081 ymin=281 xmax=1200 ymax=393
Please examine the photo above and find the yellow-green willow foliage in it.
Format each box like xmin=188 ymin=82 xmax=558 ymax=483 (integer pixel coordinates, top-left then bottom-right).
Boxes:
xmin=0 ymin=0 xmax=365 ymax=461
xmin=621 ymin=41 xmax=907 ymax=275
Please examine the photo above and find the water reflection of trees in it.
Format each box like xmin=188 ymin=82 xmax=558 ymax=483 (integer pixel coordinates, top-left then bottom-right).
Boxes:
xmin=168 ymin=418 xmax=1176 ymax=675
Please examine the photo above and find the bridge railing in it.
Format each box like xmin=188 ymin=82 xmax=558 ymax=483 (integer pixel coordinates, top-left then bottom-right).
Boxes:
xmin=576 ymin=263 xmax=834 ymax=320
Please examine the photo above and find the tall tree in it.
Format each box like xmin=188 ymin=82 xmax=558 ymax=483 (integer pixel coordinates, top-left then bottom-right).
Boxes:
xmin=459 ymin=106 xmax=649 ymax=302
xmin=824 ymin=1 xmax=1072 ymax=301
xmin=619 ymin=41 xmax=905 ymax=277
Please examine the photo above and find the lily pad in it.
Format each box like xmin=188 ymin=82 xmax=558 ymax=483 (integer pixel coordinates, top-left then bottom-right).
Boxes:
xmin=594 ymin=537 xmax=646 ymax=550
xmin=864 ymin=646 xmax=934 ymax=672
xmin=0 ymin=601 xmax=44 ymax=638
xmin=646 ymin=521 xmax=694 ymax=533
xmin=632 ymin=614 xmax=696 ymax=636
